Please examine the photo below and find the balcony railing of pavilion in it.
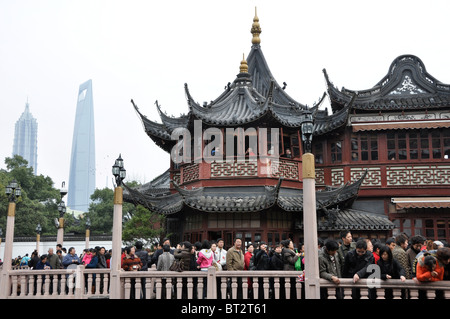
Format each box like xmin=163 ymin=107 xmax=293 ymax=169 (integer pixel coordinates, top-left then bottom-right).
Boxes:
xmin=173 ymin=156 xmax=302 ymax=186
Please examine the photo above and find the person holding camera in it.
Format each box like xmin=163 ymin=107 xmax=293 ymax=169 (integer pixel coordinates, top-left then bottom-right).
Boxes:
xmin=122 ymin=246 xmax=143 ymax=271
xmin=253 ymin=241 xmax=271 ymax=299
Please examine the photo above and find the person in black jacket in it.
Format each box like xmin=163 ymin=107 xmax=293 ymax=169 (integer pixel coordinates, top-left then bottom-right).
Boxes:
xmin=28 ymin=250 xmax=40 ymax=269
xmin=135 ymin=241 xmax=150 ymax=299
xmin=269 ymin=244 xmax=284 ymax=299
xmin=270 ymin=244 xmax=284 ymax=270
xmin=377 ymin=245 xmax=406 ymax=299
xmin=253 ymin=242 xmax=270 ymax=299
xmin=342 ymin=239 xmax=374 ymax=299
xmin=378 ymin=245 xmax=407 ymax=280
xmin=254 ymin=242 xmax=271 ymax=270
xmin=135 ymin=241 xmax=150 ymax=271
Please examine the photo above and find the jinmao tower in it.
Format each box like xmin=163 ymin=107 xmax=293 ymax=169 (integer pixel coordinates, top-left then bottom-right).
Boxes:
xmin=68 ymin=79 xmax=96 ymax=212
xmin=12 ymin=100 xmax=38 ymax=175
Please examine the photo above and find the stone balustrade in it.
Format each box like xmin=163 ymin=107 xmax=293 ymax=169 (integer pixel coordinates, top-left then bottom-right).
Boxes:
xmin=1 ymin=266 xmax=449 ymax=299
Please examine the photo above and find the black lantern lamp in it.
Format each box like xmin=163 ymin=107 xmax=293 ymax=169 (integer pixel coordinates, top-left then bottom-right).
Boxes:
xmin=112 ymin=154 xmax=126 ymax=186
xmin=301 ymin=110 xmax=314 ymax=154
xmin=85 ymin=216 xmax=91 ymax=229
xmin=36 ymin=223 xmax=42 ymax=235
xmin=5 ymin=179 xmax=21 ymax=202
xmin=57 ymin=200 xmax=66 ymax=218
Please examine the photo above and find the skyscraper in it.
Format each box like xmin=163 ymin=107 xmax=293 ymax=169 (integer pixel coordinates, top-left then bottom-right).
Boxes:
xmin=67 ymin=79 xmax=96 ymax=212
xmin=12 ymin=100 xmax=38 ymax=174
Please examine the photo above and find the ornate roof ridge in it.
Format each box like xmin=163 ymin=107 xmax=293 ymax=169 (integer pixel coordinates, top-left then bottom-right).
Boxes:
xmin=324 ymin=55 xmax=450 ymax=112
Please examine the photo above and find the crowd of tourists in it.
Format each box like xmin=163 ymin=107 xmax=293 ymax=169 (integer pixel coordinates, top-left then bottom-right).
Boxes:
xmin=2 ymin=231 xmax=449 ymax=299
xmin=318 ymin=231 xmax=450 ymax=299
xmin=1 ymin=244 xmax=112 ymax=270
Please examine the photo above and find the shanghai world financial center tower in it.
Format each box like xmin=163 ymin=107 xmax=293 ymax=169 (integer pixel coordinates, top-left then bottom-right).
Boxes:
xmin=13 ymin=101 xmax=38 ymax=175
xmin=68 ymin=79 xmax=96 ymax=212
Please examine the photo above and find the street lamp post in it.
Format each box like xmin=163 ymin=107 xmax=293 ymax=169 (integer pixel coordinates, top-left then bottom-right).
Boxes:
xmin=35 ymin=223 xmax=42 ymax=255
xmin=301 ymin=111 xmax=320 ymax=299
xmin=0 ymin=228 xmax=3 ymax=257
xmin=85 ymin=216 xmax=91 ymax=249
xmin=110 ymin=154 xmax=126 ymax=299
xmin=56 ymin=182 xmax=67 ymax=247
xmin=0 ymin=180 xmax=21 ymax=298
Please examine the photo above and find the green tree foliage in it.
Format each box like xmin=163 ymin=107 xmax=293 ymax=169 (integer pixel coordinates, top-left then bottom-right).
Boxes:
xmin=0 ymin=155 xmax=165 ymax=241
xmin=122 ymin=204 xmax=166 ymax=246
xmin=0 ymin=155 xmax=60 ymax=236
xmin=83 ymin=187 xmax=117 ymax=235
xmin=83 ymin=181 xmax=164 ymax=241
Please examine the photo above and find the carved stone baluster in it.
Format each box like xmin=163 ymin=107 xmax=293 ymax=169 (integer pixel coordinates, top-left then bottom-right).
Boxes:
xmin=343 ymin=287 xmax=352 ymax=299
xmin=409 ymin=289 xmax=419 ymax=299
xmin=60 ymin=275 xmax=66 ymax=296
xmin=20 ymin=275 xmax=27 ymax=296
xmin=36 ymin=275 xmax=43 ymax=296
xmin=231 ymin=277 xmax=237 ymax=299
xmin=52 ymin=275 xmax=58 ymax=296
xmin=176 ymin=277 xmax=183 ymax=299
xmin=187 ymin=277 xmax=193 ymax=299
xmin=95 ymin=273 xmax=101 ymax=295
xmin=165 ymin=278 xmax=172 ymax=299
xmin=124 ymin=278 xmax=131 ymax=299
xmin=327 ymin=287 xmax=336 ymax=299
xmin=220 ymin=277 xmax=227 ymax=299
xmin=252 ymin=277 xmax=258 ymax=299
xmin=360 ymin=287 xmax=369 ymax=299
xmin=393 ymin=288 xmax=402 ymax=299
xmin=135 ymin=277 xmax=142 ymax=299
xmin=274 ymin=277 xmax=280 ymax=299
xmin=242 ymin=277 xmax=248 ymax=299
xmin=11 ymin=275 xmax=18 ymax=296
xmin=197 ymin=277 xmax=204 ymax=299
xmin=264 ymin=277 xmax=269 ymax=299
xmin=87 ymin=274 xmax=93 ymax=295
xmin=295 ymin=279 xmax=302 ymax=299
xmin=43 ymin=275 xmax=50 ymax=296
xmin=285 ymin=279 xmax=291 ymax=299
xmin=155 ymin=278 xmax=162 ymax=299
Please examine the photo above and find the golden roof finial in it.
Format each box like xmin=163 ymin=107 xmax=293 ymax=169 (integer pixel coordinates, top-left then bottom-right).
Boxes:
xmin=251 ymin=7 xmax=261 ymax=45
xmin=240 ymin=53 xmax=248 ymax=73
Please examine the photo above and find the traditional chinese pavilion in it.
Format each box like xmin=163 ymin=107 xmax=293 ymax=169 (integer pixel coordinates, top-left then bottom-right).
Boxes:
xmin=123 ymin=11 xmax=399 ymax=248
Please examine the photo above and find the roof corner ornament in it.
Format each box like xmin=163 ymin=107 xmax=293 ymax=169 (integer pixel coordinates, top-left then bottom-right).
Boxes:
xmin=240 ymin=53 xmax=249 ymax=74
xmin=251 ymin=7 xmax=261 ymax=45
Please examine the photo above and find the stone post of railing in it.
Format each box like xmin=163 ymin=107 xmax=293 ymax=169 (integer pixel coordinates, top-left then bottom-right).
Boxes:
xmin=206 ymin=266 xmax=217 ymax=299
xmin=0 ymin=201 xmax=17 ymax=298
xmin=110 ymin=185 xmax=124 ymax=299
xmin=74 ymin=265 xmax=85 ymax=299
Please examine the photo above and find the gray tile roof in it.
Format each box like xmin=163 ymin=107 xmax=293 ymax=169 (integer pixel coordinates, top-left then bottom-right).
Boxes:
xmin=123 ymin=169 xmax=393 ymax=230
xmin=130 ymin=42 xmax=353 ymax=153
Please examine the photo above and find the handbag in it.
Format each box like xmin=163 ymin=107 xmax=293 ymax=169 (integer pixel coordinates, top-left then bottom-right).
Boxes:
xmin=169 ymin=259 xmax=184 ymax=272
xmin=295 ymin=250 xmax=302 ymax=271
xmin=213 ymin=260 xmax=222 ymax=271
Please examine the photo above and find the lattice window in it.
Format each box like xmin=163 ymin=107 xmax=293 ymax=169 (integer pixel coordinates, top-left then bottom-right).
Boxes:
xmin=351 ymin=134 xmax=378 ymax=162
xmin=387 ymin=129 xmax=450 ymax=161
xmin=330 ymin=141 xmax=342 ymax=163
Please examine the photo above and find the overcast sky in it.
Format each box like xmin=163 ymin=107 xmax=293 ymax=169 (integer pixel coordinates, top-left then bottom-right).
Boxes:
xmin=1 ymin=0 xmax=449 ymax=192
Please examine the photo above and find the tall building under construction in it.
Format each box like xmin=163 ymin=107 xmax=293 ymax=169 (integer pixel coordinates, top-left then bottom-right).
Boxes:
xmin=68 ymin=79 xmax=96 ymax=212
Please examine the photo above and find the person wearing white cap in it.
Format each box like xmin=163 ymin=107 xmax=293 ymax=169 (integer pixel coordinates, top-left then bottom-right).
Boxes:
xmin=433 ymin=241 xmax=444 ymax=248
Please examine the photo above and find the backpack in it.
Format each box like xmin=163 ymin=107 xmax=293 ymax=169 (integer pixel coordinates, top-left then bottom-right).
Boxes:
xmin=249 ymin=253 xmax=257 ymax=271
